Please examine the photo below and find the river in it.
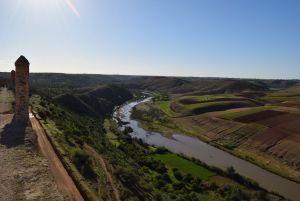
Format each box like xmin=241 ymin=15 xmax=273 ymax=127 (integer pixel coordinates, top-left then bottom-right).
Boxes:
xmin=113 ymin=97 xmax=300 ymax=201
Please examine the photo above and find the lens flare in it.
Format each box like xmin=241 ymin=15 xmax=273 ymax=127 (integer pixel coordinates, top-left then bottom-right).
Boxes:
xmin=64 ymin=0 xmax=80 ymax=17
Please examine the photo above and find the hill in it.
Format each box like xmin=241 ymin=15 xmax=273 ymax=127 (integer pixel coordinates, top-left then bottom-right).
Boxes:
xmin=55 ymin=85 xmax=133 ymax=118
xmin=1 ymin=72 xmax=299 ymax=97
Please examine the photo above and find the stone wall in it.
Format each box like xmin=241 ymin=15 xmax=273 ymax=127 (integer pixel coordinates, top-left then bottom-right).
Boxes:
xmin=14 ymin=56 xmax=30 ymax=124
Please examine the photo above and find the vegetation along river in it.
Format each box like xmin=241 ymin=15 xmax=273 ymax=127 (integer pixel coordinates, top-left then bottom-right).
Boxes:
xmin=113 ymin=97 xmax=300 ymax=201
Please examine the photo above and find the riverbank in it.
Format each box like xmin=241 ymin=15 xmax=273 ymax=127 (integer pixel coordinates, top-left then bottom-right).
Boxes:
xmin=114 ymin=97 xmax=300 ymax=201
xmin=132 ymin=99 xmax=300 ymax=184
xmin=107 ymin=117 xmax=286 ymax=201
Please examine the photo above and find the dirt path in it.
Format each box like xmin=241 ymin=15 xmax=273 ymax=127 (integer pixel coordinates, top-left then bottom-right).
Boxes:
xmin=84 ymin=144 xmax=121 ymax=201
xmin=30 ymin=114 xmax=85 ymax=201
xmin=0 ymin=88 xmax=63 ymax=201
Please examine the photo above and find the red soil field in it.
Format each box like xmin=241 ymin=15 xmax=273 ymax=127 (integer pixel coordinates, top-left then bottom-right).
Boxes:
xmin=243 ymin=118 xmax=300 ymax=167
xmin=258 ymin=113 xmax=300 ymax=127
xmin=235 ymin=110 xmax=286 ymax=123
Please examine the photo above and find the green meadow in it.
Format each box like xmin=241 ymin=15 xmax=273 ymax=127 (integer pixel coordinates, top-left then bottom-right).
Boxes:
xmin=153 ymin=153 xmax=215 ymax=180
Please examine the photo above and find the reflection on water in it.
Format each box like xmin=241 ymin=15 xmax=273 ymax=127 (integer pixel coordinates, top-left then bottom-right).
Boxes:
xmin=113 ymin=98 xmax=300 ymax=201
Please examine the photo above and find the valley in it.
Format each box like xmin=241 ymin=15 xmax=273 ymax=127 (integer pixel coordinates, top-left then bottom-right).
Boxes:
xmin=1 ymin=2 xmax=300 ymax=201
xmin=132 ymin=86 xmax=300 ymax=184
xmin=26 ymin=75 xmax=300 ymax=200
xmin=124 ymin=96 xmax=300 ymax=200
xmin=1 ymin=72 xmax=300 ymax=201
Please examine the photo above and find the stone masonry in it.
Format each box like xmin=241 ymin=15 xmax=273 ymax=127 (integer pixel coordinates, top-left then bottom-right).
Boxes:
xmin=14 ymin=56 xmax=30 ymax=124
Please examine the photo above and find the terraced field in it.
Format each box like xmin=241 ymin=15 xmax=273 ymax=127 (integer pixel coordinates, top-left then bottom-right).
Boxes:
xmin=262 ymin=86 xmax=300 ymax=103
xmin=159 ymin=95 xmax=261 ymax=116
xmin=139 ymin=91 xmax=300 ymax=183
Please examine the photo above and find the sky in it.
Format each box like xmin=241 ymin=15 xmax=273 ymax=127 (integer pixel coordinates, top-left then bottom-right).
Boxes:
xmin=0 ymin=0 xmax=299 ymax=79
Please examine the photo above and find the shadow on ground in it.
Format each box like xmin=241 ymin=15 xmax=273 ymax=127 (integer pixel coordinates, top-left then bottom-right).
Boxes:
xmin=0 ymin=120 xmax=36 ymax=148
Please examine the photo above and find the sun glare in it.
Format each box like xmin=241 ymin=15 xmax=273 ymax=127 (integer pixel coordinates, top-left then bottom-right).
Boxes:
xmin=64 ymin=0 xmax=80 ymax=17
xmin=28 ymin=0 xmax=80 ymax=17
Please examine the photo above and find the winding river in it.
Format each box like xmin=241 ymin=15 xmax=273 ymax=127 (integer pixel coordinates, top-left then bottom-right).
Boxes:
xmin=113 ymin=97 xmax=300 ymax=201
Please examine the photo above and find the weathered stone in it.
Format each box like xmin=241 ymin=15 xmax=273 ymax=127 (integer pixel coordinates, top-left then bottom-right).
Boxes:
xmin=14 ymin=56 xmax=30 ymax=124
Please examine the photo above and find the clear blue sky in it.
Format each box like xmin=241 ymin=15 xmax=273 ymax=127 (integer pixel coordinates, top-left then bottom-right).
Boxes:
xmin=0 ymin=0 xmax=299 ymax=79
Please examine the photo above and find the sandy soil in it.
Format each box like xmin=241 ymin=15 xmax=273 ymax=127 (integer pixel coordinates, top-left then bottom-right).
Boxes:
xmin=30 ymin=114 xmax=85 ymax=201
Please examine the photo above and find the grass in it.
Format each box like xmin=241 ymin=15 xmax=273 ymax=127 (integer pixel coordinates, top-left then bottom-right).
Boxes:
xmin=39 ymin=119 xmax=99 ymax=201
xmin=217 ymin=105 xmax=276 ymax=120
xmin=262 ymin=86 xmax=300 ymax=102
xmin=154 ymin=100 xmax=178 ymax=117
xmin=235 ymin=147 xmax=300 ymax=183
xmin=104 ymin=119 xmax=122 ymax=147
xmin=153 ymin=94 xmax=261 ymax=117
xmin=178 ymin=94 xmax=240 ymax=102
xmin=290 ymin=109 xmax=300 ymax=115
xmin=152 ymin=153 xmax=215 ymax=180
xmin=170 ymin=94 xmax=258 ymax=116
xmin=185 ymin=100 xmax=244 ymax=110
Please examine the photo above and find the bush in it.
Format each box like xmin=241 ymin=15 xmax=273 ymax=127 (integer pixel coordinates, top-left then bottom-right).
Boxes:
xmin=71 ymin=149 xmax=97 ymax=181
xmin=173 ymin=169 xmax=183 ymax=180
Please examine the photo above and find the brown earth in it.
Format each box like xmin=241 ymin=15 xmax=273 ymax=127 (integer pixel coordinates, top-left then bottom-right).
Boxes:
xmin=243 ymin=118 xmax=300 ymax=168
xmin=30 ymin=113 xmax=85 ymax=201
xmin=233 ymin=109 xmax=300 ymax=167
xmin=0 ymin=143 xmax=64 ymax=201
xmin=174 ymin=114 xmax=245 ymax=141
xmin=235 ymin=110 xmax=286 ymax=123
xmin=0 ymin=88 xmax=64 ymax=201
xmin=258 ymin=113 xmax=300 ymax=127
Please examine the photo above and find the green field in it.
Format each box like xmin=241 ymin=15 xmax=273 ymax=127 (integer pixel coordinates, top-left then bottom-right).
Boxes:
xmin=178 ymin=94 xmax=240 ymax=102
xmin=262 ymin=86 xmax=300 ymax=102
xmin=218 ymin=105 xmax=276 ymax=120
xmin=153 ymin=153 xmax=215 ymax=180
xmin=154 ymin=100 xmax=178 ymax=117
xmin=153 ymin=94 xmax=260 ymax=117
xmin=185 ymin=100 xmax=250 ymax=110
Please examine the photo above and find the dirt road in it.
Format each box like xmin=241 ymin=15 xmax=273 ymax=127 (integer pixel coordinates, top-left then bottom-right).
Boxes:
xmin=84 ymin=144 xmax=121 ymax=201
xmin=30 ymin=114 xmax=85 ymax=201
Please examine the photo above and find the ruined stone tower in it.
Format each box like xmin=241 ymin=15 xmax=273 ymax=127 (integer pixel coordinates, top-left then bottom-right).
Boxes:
xmin=14 ymin=56 xmax=29 ymax=124
xmin=10 ymin=70 xmax=15 ymax=90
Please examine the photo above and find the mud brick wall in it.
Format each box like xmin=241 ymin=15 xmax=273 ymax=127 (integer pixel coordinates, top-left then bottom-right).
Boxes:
xmin=14 ymin=56 xmax=29 ymax=123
